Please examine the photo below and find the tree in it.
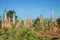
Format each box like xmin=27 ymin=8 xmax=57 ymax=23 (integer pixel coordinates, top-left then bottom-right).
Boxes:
xmin=7 ymin=10 xmax=18 ymax=21
xmin=43 ymin=18 xmax=51 ymax=24
xmin=0 ymin=15 xmax=2 ymax=28
xmin=33 ymin=17 xmax=41 ymax=31
xmin=57 ymin=18 xmax=60 ymax=28
xmin=43 ymin=18 xmax=51 ymax=30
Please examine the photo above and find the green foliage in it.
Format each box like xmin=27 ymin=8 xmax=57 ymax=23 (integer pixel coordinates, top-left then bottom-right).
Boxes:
xmin=33 ymin=17 xmax=40 ymax=25
xmin=0 ymin=15 xmax=2 ymax=29
xmin=33 ymin=17 xmax=41 ymax=31
xmin=57 ymin=18 xmax=60 ymax=28
xmin=0 ymin=23 xmax=51 ymax=40
xmin=37 ymin=36 xmax=50 ymax=40
xmin=7 ymin=10 xmax=18 ymax=21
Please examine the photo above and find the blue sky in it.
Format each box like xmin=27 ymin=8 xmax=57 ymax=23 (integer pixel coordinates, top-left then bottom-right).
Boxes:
xmin=0 ymin=0 xmax=60 ymax=19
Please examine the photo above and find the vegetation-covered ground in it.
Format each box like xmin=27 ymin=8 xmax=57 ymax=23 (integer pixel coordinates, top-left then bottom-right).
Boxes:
xmin=0 ymin=10 xmax=60 ymax=40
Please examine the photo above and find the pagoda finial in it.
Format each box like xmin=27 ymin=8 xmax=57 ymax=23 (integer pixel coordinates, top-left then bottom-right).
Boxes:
xmin=40 ymin=10 xmax=43 ymax=23
xmin=28 ymin=16 xmax=31 ymax=21
xmin=24 ymin=17 xmax=27 ymax=27
xmin=40 ymin=15 xmax=43 ymax=23
xmin=13 ymin=12 xmax=15 ymax=24
xmin=51 ymin=8 xmax=55 ymax=23
xmin=4 ymin=9 xmax=7 ymax=21
xmin=40 ymin=11 xmax=44 ymax=31
xmin=15 ymin=19 xmax=22 ymax=28
xmin=27 ymin=16 xmax=32 ymax=27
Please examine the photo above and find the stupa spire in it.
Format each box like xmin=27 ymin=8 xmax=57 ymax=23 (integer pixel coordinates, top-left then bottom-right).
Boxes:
xmin=40 ymin=12 xmax=44 ymax=31
xmin=51 ymin=9 xmax=55 ymax=23
xmin=40 ymin=15 xmax=43 ymax=23
xmin=4 ymin=9 xmax=7 ymax=21
xmin=24 ymin=17 xmax=27 ymax=27
xmin=40 ymin=10 xmax=43 ymax=23
xmin=50 ymin=9 xmax=58 ymax=33
xmin=13 ymin=11 xmax=15 ymax=24
xmin=2 ymin=9 xmax=11 ymax=28
xmin=27 ymin=16 xmax=32 ymax=27
xmin=16 ymin=19 xmax=22 ymax=28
